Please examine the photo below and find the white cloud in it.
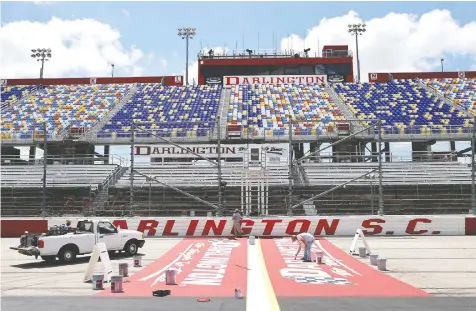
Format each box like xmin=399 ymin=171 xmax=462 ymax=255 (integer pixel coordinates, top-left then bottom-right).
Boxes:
xmin=30 ymin=1 xmax=52 ymax=5
xmin=122 ymin=9 xmax=130 ymax=18
xmin=0 ymin=17 xmax=145 ymax=78
xmin=280 ymin=9 xmax=476 ymax=81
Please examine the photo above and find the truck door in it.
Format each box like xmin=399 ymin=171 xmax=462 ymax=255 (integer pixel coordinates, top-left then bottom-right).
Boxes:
xmin=97 ymin=221 xmax=122 ymax=250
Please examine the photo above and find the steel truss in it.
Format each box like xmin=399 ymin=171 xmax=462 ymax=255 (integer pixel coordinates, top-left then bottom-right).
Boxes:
xmin=128 ymin=119 xmax=225 ymax=216
xmin=286 ymin=118 xmax=384 ymax=216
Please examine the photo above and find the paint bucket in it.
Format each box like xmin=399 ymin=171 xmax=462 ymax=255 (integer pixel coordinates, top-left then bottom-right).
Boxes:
xmin=358 ymin=247 xmax=367 ymax=258
xmin=249 ymin=236 xmax=255 ymax=245
xmin=165 ymin=269 xmax=177 ymax=285
xmin=119 ymin=263 xmax=129 ymax=277
xmin=235 ymin=288 xmax=243 ymax=299
xmin=110 ymin=275 xmax=123 ymax=293
xmin=314 ymin=250 xmax=323 ymax=264
xmin=370 ymin=254 xmax=379 ymax=266
xmin=377 ymin=257 xmax=387 ymax=271
xmin=133 ymin=255 xmax=142 ymax=267
xmin=190 ymin=210 xmax=195 ymax=217
xmin=92 ymin=273 xmax=104 ymax=290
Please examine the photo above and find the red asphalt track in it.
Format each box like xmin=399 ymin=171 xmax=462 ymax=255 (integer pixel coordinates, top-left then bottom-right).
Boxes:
xmin=98 ymin=237 xmax=429 ymax=298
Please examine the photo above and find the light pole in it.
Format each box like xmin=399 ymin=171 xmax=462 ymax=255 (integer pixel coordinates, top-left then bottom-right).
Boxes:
xmin=348 ymin=23 xmax=366 ymax=83
xmin=31 ymin=48 xmax=52 ymax=79
xmin=441 ymin=58 xmax=444 ymax=72
xmin=111 ymin=64 xmax=115 ymax=77
xmin=178 ymin=27 xmax=196 ymax=85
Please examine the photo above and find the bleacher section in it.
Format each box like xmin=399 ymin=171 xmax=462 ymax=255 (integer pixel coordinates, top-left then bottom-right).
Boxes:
xmin=332 ymin=80 xmax=474 ymax=134
xmin=0 ymin=84 xmax=132 ymax=140
xmin=0 ymin=164 xmax=119 ymax=189
xmin=227 ymin=84 xmax=346 ymax=136
xmin=98 ymin=84 xmax=222 ymax=138
xmin=1 ymin=85 xmax=36 ymax=106
xmin=302 ymin=161 xmax=471 ymax=186
xmin=422 ymin=78 xmax=476 ymax=115
xmin=116 ymin=163 xmax=289 ymax=188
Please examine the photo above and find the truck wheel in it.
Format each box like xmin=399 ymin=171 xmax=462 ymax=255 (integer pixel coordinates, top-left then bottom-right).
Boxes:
xmin=124 ymin=241 xmax=139 ymax=256
xmin=58 ymin=247 xmax=77 ymax=263
xmin=41 ymin=256 xmax=56 ymax=264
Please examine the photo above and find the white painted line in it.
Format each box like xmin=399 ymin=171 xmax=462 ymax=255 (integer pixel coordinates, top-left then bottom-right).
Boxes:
xmin=315 ymin=240 xmax=362 ymax=276
xmin=246 ymin=239 xmax=280 ymax=311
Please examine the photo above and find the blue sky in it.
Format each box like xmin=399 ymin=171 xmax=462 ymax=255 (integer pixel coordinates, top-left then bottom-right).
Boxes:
xmin=2 ymin=1 xmax=476 ymax=79
xmin=2 ymin=1 xmax=475 ymax=160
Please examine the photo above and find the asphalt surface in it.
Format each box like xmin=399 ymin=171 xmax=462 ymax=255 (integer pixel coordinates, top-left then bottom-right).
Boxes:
xmin=3 ymin=296 xmax=476 ymax=311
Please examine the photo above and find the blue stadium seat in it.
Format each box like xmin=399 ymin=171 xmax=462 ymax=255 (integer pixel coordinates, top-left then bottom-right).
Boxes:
xmin=332 ymin=79 xmax=473 ymax=134
xmin=99 ymin=84 xmax=222 ymax=138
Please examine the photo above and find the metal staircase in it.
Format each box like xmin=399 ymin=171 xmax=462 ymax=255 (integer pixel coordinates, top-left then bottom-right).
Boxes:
xmin=80 ymin=85 xmax=139 ymax=141
xmin=91 ymin=165 xmax=128 ymax=214
xmin=326 ymin=86 xmax=365 ymax=132
xmin=217 ymin=87 xmax=231 ymax=140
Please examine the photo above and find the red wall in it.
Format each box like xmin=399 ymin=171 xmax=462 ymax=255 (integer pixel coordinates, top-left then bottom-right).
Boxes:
xmin=3 ymin=76 xmax=184 ymax=86
xmin=368 ymin=71 xmax=476 ymax=83
xmin=1 ymin=219 xmax=48 ymax=237
xmin=198 ymin=57 xmax=353 ymax=85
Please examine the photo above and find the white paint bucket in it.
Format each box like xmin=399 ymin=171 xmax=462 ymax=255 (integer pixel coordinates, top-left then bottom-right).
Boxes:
xmin=133 ymin=256 xmax=142 ymax=267
xmin=118 ymin=263 xmax=129 ymax=277
xmin=207 ymin=212 xmax=213 ymax=217
xmin=249 ymin=236 xmax=255 ymax=245
xmin=110 ymin=275 xmax=123 ymax=293
xmin=314 ymin=250 xmax=323 ymax=264
xmin=235 ymin=288 xmax=243 ymax=299
xmin=377 ymin=257 xmax=387 ymax=271
xmin=370 ymin=254 xmax=379 ymax=266
xmin=358 ymin=247 xmax=367 ymax=258
xmin=165 ymin=269 xmax=177 ymax=285
xmin=92 ymin=273 xmax=104 ymax=290
xmin=190 ymin=210 xmax=195 ymax=217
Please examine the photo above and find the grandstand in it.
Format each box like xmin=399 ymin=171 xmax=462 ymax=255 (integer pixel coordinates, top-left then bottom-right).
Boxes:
xmin=1 ymin=48 xmax=475 ymax=218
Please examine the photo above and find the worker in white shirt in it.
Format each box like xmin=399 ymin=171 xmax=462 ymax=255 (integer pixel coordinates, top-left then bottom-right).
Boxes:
xmin=291 ymin=232 xmax=318 ymax=262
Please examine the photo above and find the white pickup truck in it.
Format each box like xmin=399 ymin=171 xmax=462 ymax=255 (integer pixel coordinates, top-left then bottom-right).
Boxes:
xmin=10 ymin=219 xmax=145 ymax=264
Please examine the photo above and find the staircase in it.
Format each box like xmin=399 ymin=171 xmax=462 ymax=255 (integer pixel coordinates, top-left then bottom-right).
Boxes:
xmin=80 ymin=85 xmax=139 ymax=141
xmin=326 ymin=86 xmax=365 ymax=132
xmin=91 ymin=165 xmax=128 ymax=213
xmin=217 ymin=87 xmax=231 ymax=140
xmin=417 ymin=79 xmax=472 ymax=116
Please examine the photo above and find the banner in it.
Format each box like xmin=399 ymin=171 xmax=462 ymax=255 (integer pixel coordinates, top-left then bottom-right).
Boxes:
xmin=134 ymin=144 xmax=288 ymax=162
xmin=223 ymin=75 xmax=327 ymax=86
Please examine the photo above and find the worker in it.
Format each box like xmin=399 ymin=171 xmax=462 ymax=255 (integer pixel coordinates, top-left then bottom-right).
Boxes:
xmin=231 ymin=209 xmax=243 ymax=238
xmin=291 ymin=232 xmax=318 ymax=262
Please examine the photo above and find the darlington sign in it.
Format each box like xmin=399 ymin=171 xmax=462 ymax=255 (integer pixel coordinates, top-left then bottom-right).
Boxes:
xmin=223 ymin=75 xmax=327 ymax=86
xmin=1 ymin=216 xmax=475 ymax=237
xmin=44 ymin=216 xmax=471 ymax=236
xmin=134 ymin=144 xmax=288 ymax=160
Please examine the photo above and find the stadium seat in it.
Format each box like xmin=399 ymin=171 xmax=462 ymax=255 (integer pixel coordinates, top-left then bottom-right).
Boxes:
xmin=0 ymin=84 xmax=132 ymax=139
xmin=227 ymin=83 xmax=346 ymax=136
xmin=422 ymin=78 xmax=476 ymax=115
xmin=332 ymin=79 xmax=474 ymax=134
xmin=99 ymin=84 xmax=222 ymax=138
xmin=1 ymin=85 xmax=36 ymax=106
